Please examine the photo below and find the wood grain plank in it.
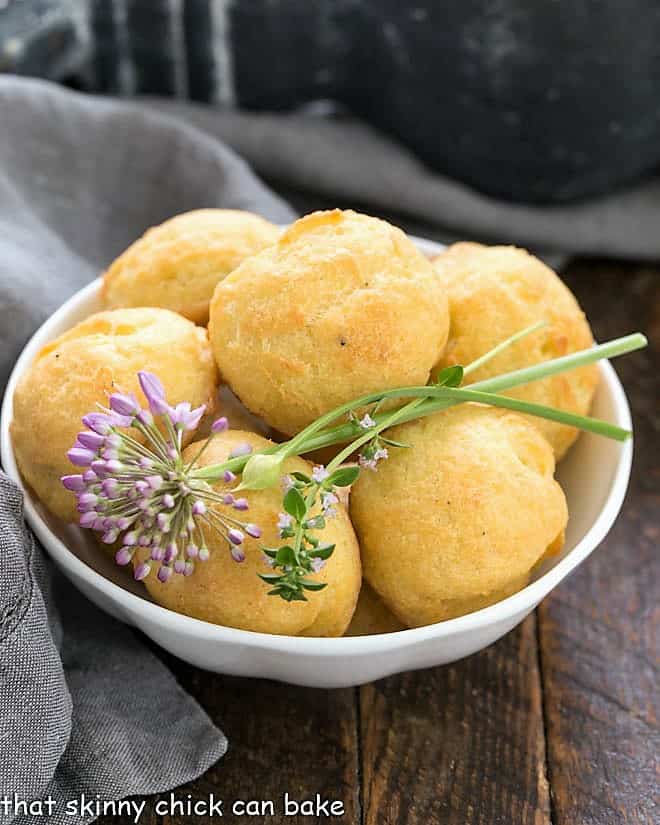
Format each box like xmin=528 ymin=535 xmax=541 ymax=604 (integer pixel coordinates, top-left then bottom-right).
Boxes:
xmin=360 ymin=614 xmax=551 ymax=825
xmin=97 ymin=666 xmax=361 ymax=825
xmin=538 ymin=261 xmax=660 ymax=825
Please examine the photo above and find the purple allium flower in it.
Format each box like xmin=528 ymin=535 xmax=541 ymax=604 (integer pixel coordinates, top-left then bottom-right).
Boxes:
xmin=76 ymin=431 xmax=105 ymax=450
xmin=228 ymin=528 xmax=244 ymax=546
xmin=211 ymin=416 xmax=229 ymax=433
xmin=229 ymin=442 xmax=253 ymax=459
xmin=137 ymin=409 xmax=154 ymax=427
xmin=109 ymin=392 xmax=140 ymax=417
xmin=67 ymin=446 xmax=96 ymax=467
xmin=81 ymin=413 xmax=112 ymax=435
xmin=115 ymin=548 xmax=133 ymax=566
xmin=164 ymin=543 xmax=177 ymax=564
xmin=312 ymin=465 xmax=329 ymax=484
xmin=77 ymin=492 xmax=98 ymax=508
xmin=157 ymin=565 xmax=172 ymax=583
xmin=134 ymin=562 xmax=151 ymax=581
xmin=150 ymin=546 xmax=165 ymax=561
xmin=231 ymin=546 xmax=245 ymax=563
xmin=137 ymin=371 xmax=168 ymax=415
xmin=63 ymin=371 xmax=262 ymax=584
xmin=170 ymin=401 xmax=206 ymax=431
xmin=281 ymin=475 xmax=294 ymax=492
xmin=61 ymin=474 xmax=86 ymax=492
xmin=79 ymin=511 xmax=97 ymax=528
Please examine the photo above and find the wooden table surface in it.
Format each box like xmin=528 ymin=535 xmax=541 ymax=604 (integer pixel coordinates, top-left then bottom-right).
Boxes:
xmin=100 ymin=258 xmax=659 ymax=825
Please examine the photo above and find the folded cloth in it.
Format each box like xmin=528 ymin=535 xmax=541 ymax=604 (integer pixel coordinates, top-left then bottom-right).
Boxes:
xmin=148 ymin=102 xmax=660 ymax=261
xmin=0 ymin=75 xmax=294 ymax=824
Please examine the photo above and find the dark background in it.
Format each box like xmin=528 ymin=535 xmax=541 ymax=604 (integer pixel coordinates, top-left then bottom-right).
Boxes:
xmin=3 ymin=0 xmax=660 ymax=203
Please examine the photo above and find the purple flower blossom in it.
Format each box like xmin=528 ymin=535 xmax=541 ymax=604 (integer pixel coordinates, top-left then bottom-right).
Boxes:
xmin=170 ymin=401 xmax=206 ymax=431
xmin=115 ymin=547 xmax=132 ymax=566
xmin=212 ymin=416 xmax=229 ymax=433
xmin=138 ymin=371 xmax=168 ymax=415
xmin=61 ymin=474 xmax=86 ymax=492
xmin=63 ymin=370 xmax=263 ymax=584
xmin=67 ymin=446 xmax=96 ymax=467
xmin=312 ymin=465 xmax=329 ymax=484
xmin=109 ymin=392 xmax=140 ymax=417
xmin=82 ymin=412 xmax=125 ymax=435
xmin=76 ymin=431 xmax=105 ymax=450
xmin=134 ymin=562 xmax=151 ymax=581
xmin=228 ymin=528 xmax=244 ymax=546
xmin=229 ymin=442 xmax=253 ymax=459
xmin=157 ymin=565 xmax=172 ymax=583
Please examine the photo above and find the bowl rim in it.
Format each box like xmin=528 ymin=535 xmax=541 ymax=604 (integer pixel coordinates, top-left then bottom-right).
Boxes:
xmin=0 ymin=255 xmax=633 ymax=655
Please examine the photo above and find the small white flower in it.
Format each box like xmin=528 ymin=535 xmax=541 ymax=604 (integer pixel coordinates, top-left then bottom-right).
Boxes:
xmin=358 ymin=413 xmax=376 ymax=430
xmin=311 ymin=557 xmax=326 ymax=574
xmin=321 ymin=491 xmax=339 ymax=519
xmin=312 ymin=465 xmax=329 ymax=484
xmin=277 ymin=512 xmax=293 ymax=537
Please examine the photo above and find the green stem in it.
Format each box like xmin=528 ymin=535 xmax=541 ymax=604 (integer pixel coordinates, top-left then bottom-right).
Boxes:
xmin=462 ymin=320 xmax=547 ymax=377
xmin=192 ymin=333 xmax=645 ymax=480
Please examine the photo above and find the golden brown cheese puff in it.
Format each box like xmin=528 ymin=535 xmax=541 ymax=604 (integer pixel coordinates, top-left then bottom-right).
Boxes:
xmin=102 ymin=209 xmax=280 ymax=324
xmin=11 ymin=308 xmax=218 ymax=523
xmin=137 ymin=431 xmax=361 ymax=636
xmin=209 ymin=209 xmax=450 ymax=436
xmin=350 ymin=405 xmax=567 ymax=628
xmin=434 ymin=243 xmax=599 ymax=459
xmin=345 ymin=583 xmax=405 ymax=636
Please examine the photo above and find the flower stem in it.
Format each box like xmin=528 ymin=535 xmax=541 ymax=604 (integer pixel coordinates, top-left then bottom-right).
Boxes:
xmin=461 ymin=320 xmax=547 ymax=377
xmin=192 ymin=332 xmax=646 ymax=480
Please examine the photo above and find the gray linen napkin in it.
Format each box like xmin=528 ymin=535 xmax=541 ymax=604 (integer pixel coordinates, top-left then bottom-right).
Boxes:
xmin=0 ymin=75 xmax=294 ymax=823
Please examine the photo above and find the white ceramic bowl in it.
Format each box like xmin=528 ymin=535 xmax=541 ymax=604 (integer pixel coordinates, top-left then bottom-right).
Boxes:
xmin=0 ymin=238 xmax=633 ymax=688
